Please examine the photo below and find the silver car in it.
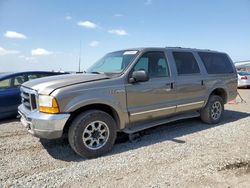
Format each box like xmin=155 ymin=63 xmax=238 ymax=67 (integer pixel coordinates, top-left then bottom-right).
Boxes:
xmin=237 ymin=71 xmax=250 ymax=88
xmin=18 ymin=47 xmax=238 ymax=158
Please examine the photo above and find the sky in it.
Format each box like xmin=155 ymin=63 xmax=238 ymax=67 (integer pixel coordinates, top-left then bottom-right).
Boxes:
xmin=0 ymin=0 xmax=250 ymax=72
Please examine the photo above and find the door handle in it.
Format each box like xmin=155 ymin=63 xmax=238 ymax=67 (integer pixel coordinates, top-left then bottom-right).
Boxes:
xmin=171 ymin=82 xmax=174 ymax=89
xmin=165 ymin=82 xmax=174 ymax=89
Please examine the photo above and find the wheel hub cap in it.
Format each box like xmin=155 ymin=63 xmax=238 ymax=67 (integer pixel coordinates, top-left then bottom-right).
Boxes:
xmin=211 ymin=101 xmax=222 ymax=120
xmin=82 ymin=121 xmax=109 ymax=150
xmin=92 ymin=130 xmax=101 ymax=139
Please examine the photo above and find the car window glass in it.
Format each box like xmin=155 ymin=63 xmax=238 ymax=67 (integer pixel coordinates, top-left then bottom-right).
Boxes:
xmin=28 ymin=74 xmax=40 ymax=80
xmin=134 ymin=52 xmax=169 ymax=78
xmin=0 ymin=78 xmax=11 ymax=89
xmin=134 ymin=57 xmax=149 ymax=73
xmin=173 ymin=52 xmax=200 ymax=75
xmin=13 ymin=75 xmax=26 ymax=87
xmin=198 ymin=52 xmax=234 ymax=74
xmin=40 ymin=74 xmax=51 ymax=77
xmin=94 ymin=57 xmax=123 ymax=72
xmin=238 ymin=72 xmax=250 ymax=76
xmin=87 ymin=50 xmax=138 ymax=73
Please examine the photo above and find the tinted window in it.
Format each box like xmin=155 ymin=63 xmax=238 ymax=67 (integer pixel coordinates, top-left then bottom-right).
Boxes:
xmin=173 ymin=52 xmax=200 ymax=75
xmin=134 ymin=52 xmax=169 ymax=77
xmin=0 ymin=78 xmax=11 ymax=89
xmin=198 ymin=52 xmax=234 ymax=74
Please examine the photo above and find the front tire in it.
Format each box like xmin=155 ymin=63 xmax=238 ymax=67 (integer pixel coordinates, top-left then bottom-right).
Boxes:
xmin=68 ymin=110 xmax=117 ymax=158
xmin=200 ymin=95 xmax=224 ymax=124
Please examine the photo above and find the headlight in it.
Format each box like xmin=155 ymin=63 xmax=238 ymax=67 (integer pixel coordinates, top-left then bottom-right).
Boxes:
xmin=38 ymin=95 xmax=60 ymax=114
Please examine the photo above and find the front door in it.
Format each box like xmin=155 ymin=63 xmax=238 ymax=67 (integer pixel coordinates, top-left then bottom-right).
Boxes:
xmin=125 ymin=51 xmax=177 ymax=125
xmin=0 ymin=75 xmax=26 ymax=117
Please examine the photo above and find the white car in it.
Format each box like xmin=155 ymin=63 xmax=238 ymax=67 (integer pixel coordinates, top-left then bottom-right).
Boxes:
xmin=237 ymin=71 xmax=250 ymax=88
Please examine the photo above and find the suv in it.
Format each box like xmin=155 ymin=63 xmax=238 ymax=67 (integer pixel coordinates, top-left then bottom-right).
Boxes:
xmin=18 ymin=47 xmax=237 ymax=158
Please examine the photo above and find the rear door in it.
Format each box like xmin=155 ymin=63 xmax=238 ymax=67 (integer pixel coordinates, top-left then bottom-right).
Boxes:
xmin=170 ymin=51 xmax=207 ymax=112
xmin=125 ymin=51 xmax=177 ymax=125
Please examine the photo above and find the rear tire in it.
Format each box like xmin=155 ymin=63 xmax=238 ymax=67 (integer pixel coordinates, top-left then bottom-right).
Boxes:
xmin=200 ymin=95 xmax=224 ymax=124
xmin=68 ymin=110 xmax=117 ymax=158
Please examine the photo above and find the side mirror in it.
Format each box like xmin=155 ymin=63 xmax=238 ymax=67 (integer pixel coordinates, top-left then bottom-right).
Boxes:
xmin=129 ymin=70 xmax=149 ymax=83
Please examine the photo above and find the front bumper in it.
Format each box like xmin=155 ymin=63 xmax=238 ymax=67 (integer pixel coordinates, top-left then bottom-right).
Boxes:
xmin=18 ymin=104 xmax=70 ymax=139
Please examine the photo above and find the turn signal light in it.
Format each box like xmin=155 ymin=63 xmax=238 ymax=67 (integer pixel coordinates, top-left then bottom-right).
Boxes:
xmin=39 ymin=98 xmax=60 ymax=114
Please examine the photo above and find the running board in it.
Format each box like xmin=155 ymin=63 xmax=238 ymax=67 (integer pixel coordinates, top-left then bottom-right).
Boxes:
xmin=123 ymin=111 xmax=200 ymax=134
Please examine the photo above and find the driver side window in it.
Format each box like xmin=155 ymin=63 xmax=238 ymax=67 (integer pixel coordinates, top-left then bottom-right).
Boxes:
xmin=134 ymin=57 xmax=149 ymax=73
xmin=133 ymin=51 xmax=169 ymax=78
xmin=13 ymin=75 xmax=26 ymax=87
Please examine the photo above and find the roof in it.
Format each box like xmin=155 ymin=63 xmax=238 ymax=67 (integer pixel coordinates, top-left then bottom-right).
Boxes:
xmin=122 ymin=47 xmax=221 ymax=53
xmin=0 ymin=73 xmax=11 ymax=79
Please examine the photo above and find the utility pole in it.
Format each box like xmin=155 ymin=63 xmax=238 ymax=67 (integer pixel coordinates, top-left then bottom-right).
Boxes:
xmin=78 ymin=40 xmax=82 ymax=72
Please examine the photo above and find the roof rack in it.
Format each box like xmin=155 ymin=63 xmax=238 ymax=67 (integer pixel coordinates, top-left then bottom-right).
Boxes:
xmin=165 ymin=46 xmax=212 ymax=51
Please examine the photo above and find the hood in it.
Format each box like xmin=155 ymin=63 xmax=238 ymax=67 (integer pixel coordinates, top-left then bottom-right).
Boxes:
xmin=22 ymin=73 xmax=109 ymax=95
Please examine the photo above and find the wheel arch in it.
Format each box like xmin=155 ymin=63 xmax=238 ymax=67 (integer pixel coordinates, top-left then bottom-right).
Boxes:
xmin=63 ymin=103 xmax=124 ymax=135
xmin=209 ymin=88 xmax=228 ymax=104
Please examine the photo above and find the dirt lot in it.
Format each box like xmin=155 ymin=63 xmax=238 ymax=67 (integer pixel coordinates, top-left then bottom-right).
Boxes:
xmin=0 ymin=89 xmax=250 ymax=188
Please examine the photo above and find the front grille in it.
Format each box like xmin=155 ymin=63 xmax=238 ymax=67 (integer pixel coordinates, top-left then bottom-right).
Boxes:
xmin=21 ymin=87 xmax=37 ymax=111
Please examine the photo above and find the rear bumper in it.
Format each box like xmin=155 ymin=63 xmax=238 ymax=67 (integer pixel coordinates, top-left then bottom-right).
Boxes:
xmin=238 ymin=80 xmax=250 ymax=87
xmin=18 ymin=104 xmax=70 ymax=139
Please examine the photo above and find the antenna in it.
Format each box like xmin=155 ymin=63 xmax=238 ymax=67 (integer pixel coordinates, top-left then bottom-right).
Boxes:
xmin=78 ymin=40 xmax=82 ymax=72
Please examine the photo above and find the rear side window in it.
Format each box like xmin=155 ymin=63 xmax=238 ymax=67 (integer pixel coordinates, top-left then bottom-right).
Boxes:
xmin=198 ymin=52 xmax=234 ymax=74
xmin=173 ymin=52 xmax=200 ymax=75
xmin=0 ymin=78 xmax=11 ymax=89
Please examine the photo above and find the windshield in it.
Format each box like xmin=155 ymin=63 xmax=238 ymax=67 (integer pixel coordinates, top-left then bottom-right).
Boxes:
xmin=87 ymin=50 xmax=138 ymax=74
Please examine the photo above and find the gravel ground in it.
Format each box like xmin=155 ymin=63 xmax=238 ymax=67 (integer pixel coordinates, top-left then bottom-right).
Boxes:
xmin=0 ymin=89 xmax=250 ymax=188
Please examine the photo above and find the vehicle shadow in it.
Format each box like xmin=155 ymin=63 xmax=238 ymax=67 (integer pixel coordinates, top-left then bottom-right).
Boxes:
xmin=0 ymin=117 xmax=18 ymax=125
xmin=40 ymin=109 xmax=250 ymax=162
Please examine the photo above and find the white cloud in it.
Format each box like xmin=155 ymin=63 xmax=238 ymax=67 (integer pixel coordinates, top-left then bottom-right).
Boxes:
xmin=4 ymin=31 xmax=27 ymax=39
xmin=0 ymin=46 xmax=20 ymax=55
xmin=77 ymin=21 xmax=97 ymax=29
xmin=108 ymin=29 xmax=128 ymax=36
xmin=65 ymin=15 xmax=72 ymax=20
xmin=89 ymin=41 xmax=99 ymax=47
xmin=31 ymin=48 xmax=52 ymax=56
xmin=145 ymin=0 xmax=153 ymax=5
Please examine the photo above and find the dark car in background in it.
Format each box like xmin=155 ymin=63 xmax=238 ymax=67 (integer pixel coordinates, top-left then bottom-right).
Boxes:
xmin=0 ymin=71 xmax=66 ymax=119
